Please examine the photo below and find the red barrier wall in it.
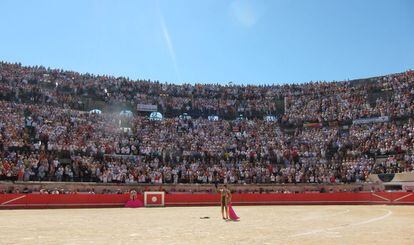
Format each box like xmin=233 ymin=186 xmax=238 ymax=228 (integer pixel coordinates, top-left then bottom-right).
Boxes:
xmin=1 ymin=192 xmax=413 ymax=209
xmin=0 ymin=194 xmax=132 ymax=209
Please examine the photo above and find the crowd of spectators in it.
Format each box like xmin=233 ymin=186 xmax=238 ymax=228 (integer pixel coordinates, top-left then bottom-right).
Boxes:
xmin=2 ymin=62 xmax=412 ymax=121
xmin=283 ymin=72 xmax=414 ymax=125
xmin=1 ymin=62 xmax=414 ymax=185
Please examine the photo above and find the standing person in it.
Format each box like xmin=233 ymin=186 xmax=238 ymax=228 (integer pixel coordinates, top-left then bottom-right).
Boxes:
xmin=219 ymin=185 xmax=229 ymax=219
xmin=219 ymin=184 xmax=230 ymax=220
xmin=130 ymin=190 xmax=137 ymax=200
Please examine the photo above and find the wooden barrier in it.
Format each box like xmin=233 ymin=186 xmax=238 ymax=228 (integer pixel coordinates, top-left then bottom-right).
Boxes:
xmin=1 ymin=192 xmax=413 ymax=209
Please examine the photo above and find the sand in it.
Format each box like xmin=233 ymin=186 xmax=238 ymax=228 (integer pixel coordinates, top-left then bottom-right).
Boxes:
xmin=0 ymin=205 xmax=413 ymax=245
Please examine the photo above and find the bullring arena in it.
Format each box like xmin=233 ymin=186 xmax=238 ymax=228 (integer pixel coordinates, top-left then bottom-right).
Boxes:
xmin=1 ymin=3 xmax=414 ymax=242
xmin=1 ymin=205 xmax=413 ymax=245
xmin=2 ymin=64 xmax=414 ymax=244
xmin=1 ymin=182 xmax=414 ymax=244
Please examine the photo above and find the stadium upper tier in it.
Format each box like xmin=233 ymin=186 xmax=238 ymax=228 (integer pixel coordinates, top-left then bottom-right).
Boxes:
xmin=0 ymin=62 xmax=413 ymax=184
xmin=1 ymin=62 xmax=413 ymax=123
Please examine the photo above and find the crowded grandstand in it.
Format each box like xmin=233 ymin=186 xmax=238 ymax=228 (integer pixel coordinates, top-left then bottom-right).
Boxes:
xmin=1 ymin=62 xmax=413 ymax=188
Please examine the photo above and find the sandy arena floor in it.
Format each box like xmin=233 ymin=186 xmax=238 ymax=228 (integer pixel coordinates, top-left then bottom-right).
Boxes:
xmin=0 ymin=205 xmax=413 ymax=245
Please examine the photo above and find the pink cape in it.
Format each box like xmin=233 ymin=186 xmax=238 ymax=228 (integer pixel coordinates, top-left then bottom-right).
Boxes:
xmin=228 ymin=203 xmax=240 ymax=220
xmin=125 ymin=199 xmax=144 ymax=208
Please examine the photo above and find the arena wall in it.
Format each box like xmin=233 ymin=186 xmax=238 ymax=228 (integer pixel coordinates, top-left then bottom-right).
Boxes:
xmin=1 ymin=192 xmax=413 ymax=209
xmin=0 ymin=181 xmax=381 ymax=194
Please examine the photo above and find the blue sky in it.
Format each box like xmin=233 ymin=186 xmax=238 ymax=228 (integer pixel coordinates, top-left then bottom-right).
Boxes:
xmin=0 ymin=0 xmax=413 ymax=85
